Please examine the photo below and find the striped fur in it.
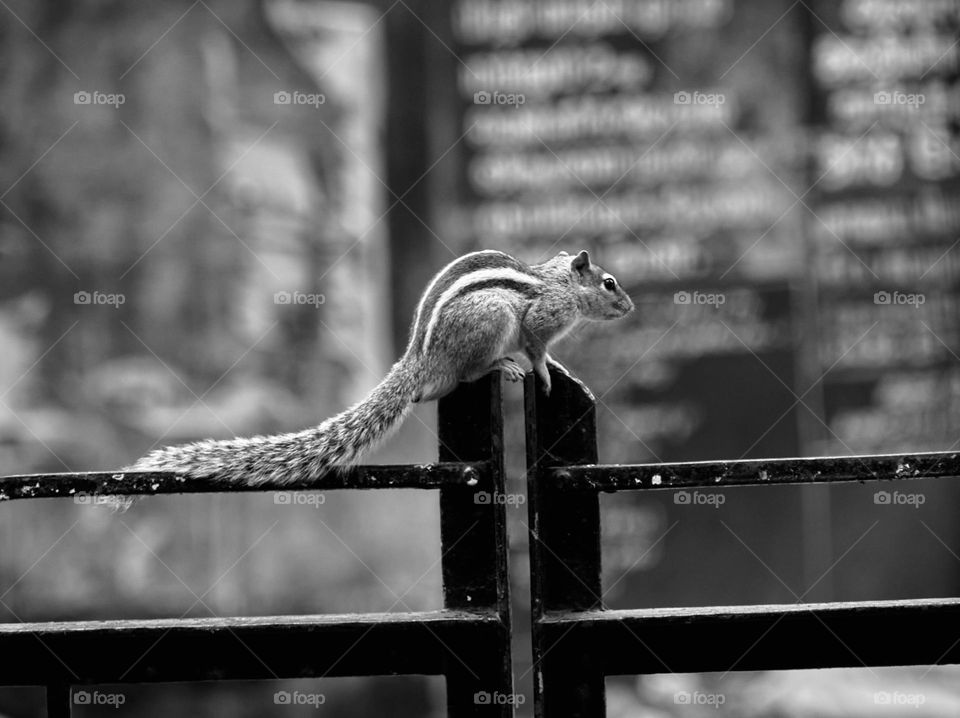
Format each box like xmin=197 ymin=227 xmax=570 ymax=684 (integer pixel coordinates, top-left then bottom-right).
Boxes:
xmin=408 ymin=250 xmax=531 ymax=354
xmin=421 ymin=267 xmax=540 ymax=353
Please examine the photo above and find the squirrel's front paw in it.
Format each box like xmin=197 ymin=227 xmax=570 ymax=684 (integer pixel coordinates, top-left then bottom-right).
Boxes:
xmin=534 ymin=361 xmax=552 ymax=395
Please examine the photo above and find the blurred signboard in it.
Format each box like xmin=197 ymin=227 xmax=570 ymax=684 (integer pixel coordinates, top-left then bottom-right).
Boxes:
xmin=809 ymin=0 xmax=960 ymax=455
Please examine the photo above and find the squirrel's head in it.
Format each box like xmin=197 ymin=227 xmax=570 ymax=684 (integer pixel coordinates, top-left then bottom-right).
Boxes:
xmin=567 ymin=250 xmax=634 ymax=320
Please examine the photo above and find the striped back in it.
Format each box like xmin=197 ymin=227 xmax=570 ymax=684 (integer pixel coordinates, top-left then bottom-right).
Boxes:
xmin=408 ymin=250 xmax=539 ymax=355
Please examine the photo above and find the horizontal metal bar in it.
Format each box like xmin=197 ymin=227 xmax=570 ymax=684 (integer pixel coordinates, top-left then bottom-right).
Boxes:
xmin=547 ymin=452 xmax=960 ymax=492
xmin=540 ymin=598 xmax=960 ymax=674
xmin=0 ymin=609 xmax=505 ymax=684
xmin=0 ymin=462 xmax=488 ymax=502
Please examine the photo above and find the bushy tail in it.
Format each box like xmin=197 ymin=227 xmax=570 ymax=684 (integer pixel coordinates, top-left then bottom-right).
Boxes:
xmin=129 ymin=360 xmax=421 ymax=485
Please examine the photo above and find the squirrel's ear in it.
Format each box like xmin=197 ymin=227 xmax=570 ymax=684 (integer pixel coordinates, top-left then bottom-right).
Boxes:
xmin=571 ymin=250 xmax=591 ymax=275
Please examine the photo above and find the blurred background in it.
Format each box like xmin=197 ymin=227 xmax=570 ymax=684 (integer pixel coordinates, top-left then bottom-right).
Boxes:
xmin=0 ymin=0 xmax=959 ymax=715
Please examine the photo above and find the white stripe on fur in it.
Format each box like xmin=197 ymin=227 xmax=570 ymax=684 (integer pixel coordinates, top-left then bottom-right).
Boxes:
xmin=410 ymin=250 xmax=505 ymax=343
xmin=422 ymin=267 xmax=539 ymax=353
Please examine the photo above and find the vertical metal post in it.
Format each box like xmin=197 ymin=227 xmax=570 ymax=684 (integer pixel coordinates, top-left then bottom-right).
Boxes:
xmin=439 ymin=372 xmax=513 ymax=716
xmin=525 ymin=367 xmax=604 ymax=718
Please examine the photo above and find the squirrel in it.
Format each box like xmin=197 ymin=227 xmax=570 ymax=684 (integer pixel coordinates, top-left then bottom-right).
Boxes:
xmin=129 ymin=249 xmax=634 ymax=485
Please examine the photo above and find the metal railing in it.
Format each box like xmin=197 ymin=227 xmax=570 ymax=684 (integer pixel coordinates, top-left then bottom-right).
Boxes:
xmin=524 ymin=367 xmax=960 ymax=717
xmin=0 ymin=374 xmax=512 ymax=717
xmin=4 ymin=365 xmax=960 ymax=716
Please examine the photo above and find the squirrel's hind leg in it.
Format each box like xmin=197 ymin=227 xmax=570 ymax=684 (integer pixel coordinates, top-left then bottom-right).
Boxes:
xmin=493 ymin=356 xmax=526 ymax=382
xmin=464 ymin=356 xmax=525 ymax=383
xmin=425 ymin=291 xmax=520 ymax=397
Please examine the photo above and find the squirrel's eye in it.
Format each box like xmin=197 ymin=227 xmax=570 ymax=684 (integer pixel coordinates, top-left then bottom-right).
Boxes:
xmin=603 ymin=277 xmax=617 ymax=291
